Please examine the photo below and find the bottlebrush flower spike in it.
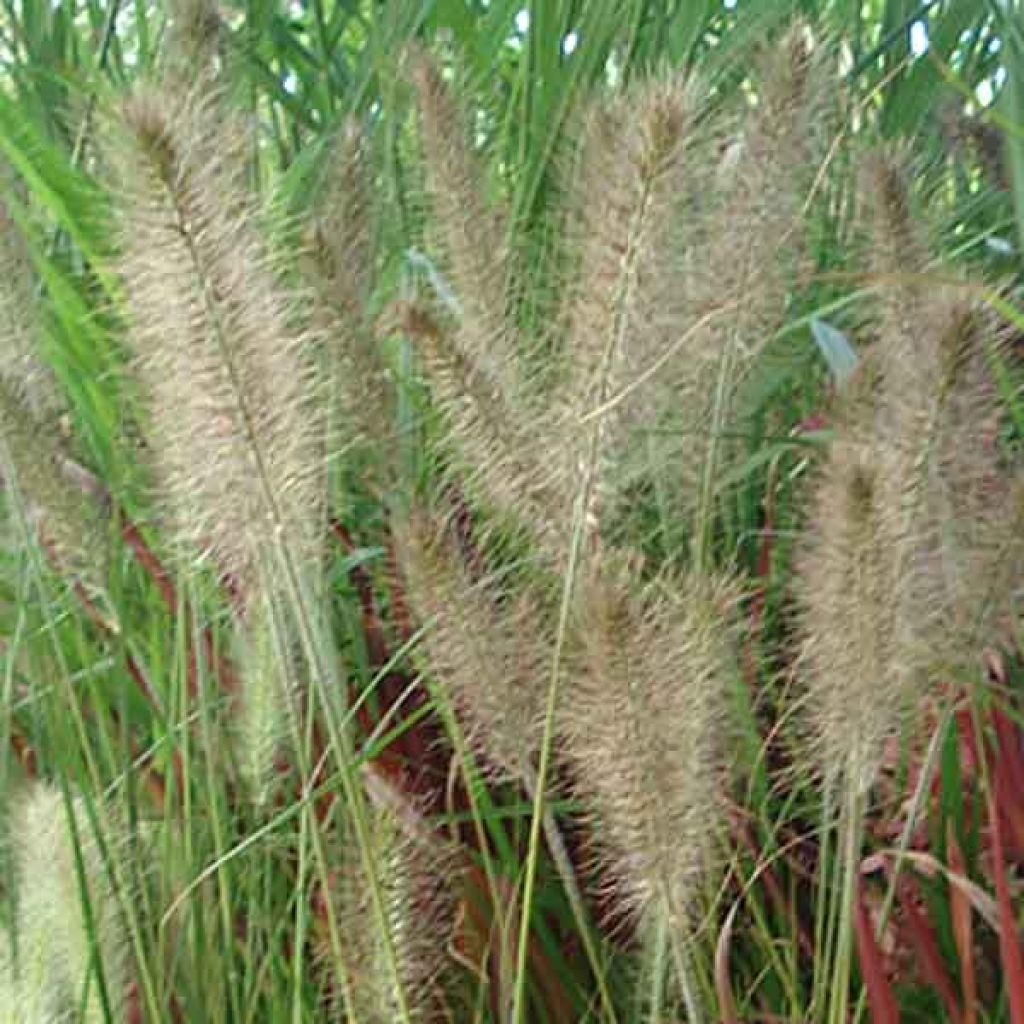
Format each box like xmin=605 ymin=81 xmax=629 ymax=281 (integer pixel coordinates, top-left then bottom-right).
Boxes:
xmin=795 ymin=436 xmax=904 ymax=792
xmin=105 ymin=86 xmax=323 ymax=791
xmin=106 ymin=86 xmax=321 ymax=595
xmin=0 ymin=379 xmax=104 ymax=594
xmin=393 ymin=505 xmax=551 ymax=780
xmin=864 ymin=149 xmax=1024 ymax=688
xmin=404 ymin=52 xmax=560 ymax=555
xmin=382 ymin=299 xmax=563 ymax=556
xmin=162 ymin=0 xmax=223 ymax=83
xmin=0 ymin=196 xmax=102 ymax=590
xmin=233 ymin=591 xmax=297 ymax=801
xmin=0 ymin=193 xmax=59 ymax=416
xmin=306 ymin=119 xmax=395 ymax=480
xmin=407 ymin=47 xmax=519 ymax=410
xmin=308 ymin=117 xmax=374 ymax=327
xmin=563 ymin=564 xmax=740 ymax=938
xmin=798 ymin=150 xmax=1024 ymax=792
xmin=2 ymin=785 xmax=127 ymax=1023
xmin=554 ymin=73 xmax=696 ymax=546
xmin=666 ymin=22 xmax=829 ymax=533
xmin=326 ymin=782 xmax=457 ymax=1022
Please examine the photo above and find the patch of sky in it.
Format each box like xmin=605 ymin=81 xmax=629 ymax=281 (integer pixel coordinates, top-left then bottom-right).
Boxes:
xmin=976 ymin=67 xmax=1006 ymax=108
xmin=909 ymin=20 xmax=929 ymax=57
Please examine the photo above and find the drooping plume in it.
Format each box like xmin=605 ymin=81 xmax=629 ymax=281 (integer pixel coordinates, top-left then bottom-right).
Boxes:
xmin=0 ymin=380 xmax=104 ymax=592
xmin=232 ymin=591 xmax=298 ymax=800
xmin=383 ymin=298 xmax=564 ymax=555
xmin=0 ymin=199 xmax=101 ymax=591
xmin=305 ymin=118 xmax=394 ymax=479
xmin=308 ymin=118 xmax=374 ymax=328
xmin=407 ymin=48 xmax=518 ymax=407
xmin=796 ymin=149 xmax=1023 ymax=791
xmin=864 ymin=149 xmax=1024 ymax=692
xmin=795 ymin=436 xmax=903 ymax=792
xmin=162 ymin=0 xmax=223 ymax=84
xmin=404 ymin=53 xmax=565 ymax=556
xmin=0 ymin=193 xmax=58 ymax=416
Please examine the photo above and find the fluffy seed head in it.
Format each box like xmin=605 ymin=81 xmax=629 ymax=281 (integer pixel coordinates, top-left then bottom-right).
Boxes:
xmin=406 ymin=47 xmax=519 ymax=407
xmin=661 ymin=21 xmax=830 ymax=523
xmin=563 ymin=566 xmax=739 ymax=934
xmin=0 ymin=380 xmax=104 ymax=592
xmin=106 ymin=86 xmax=321 ymax=596
xmin=0 ymin=193 xmax=58 ymax=417
xmin=383 ymin=300 xmax=564 ymax=556
xmin=795 ymin=438 xmax=905 ymax=792
xmin=404 ymin=51 xmax=566 ymax=555
xmin=554 ymin=75 xmax=696 ymax=544
xmin=2 ymin=785 xmax=127 ymax=1023
xmin=163 ymin=0 xmax=223 ymax=82
xmin=308 ymin=118 xmax=374 ymax=325
xmin=233 ymin=588 xmax=298 ymax=801
xmin=798 ymin=151 xmax=1023 ymax=792
xmin=305 ymin=119 xmax=396 ymax=482
xmin=860 ymin=147 xmax=927 ymax=287
xmin=861 ymin=151 xmax=1024 ymax=686
xmin=393 ymin=506 xmax=551 ymax=779
xmin=0 ymin=192 xmax=99 ymax=589
xmin=327 ymin=791 xmax=456 ymax=1022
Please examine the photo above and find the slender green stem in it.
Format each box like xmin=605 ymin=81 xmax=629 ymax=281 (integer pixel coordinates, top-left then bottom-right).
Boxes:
xmin=828 ymin=784 xmax=864 ymax=1024
xmin=647 ymin=910 xmax=670 ymax=1023
xmin=521 ymin=764 xmax=618 ymax=1024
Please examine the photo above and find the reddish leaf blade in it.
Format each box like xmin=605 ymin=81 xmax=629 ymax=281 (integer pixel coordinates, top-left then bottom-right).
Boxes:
xmin=896 ymin=878 xmax=962 ymax=1024
xmin=946 ymin=825 xmax=976 ymax=1024
xmin=989 ymin=791 xmax=1024 ymax=1024
xmin=854 ymin=878 xmax=901 ymax=1024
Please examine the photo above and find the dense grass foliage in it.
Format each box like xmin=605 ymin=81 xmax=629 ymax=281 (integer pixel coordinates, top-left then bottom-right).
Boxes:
xmin=2 ymin=2 xmax=1024 ymax=1022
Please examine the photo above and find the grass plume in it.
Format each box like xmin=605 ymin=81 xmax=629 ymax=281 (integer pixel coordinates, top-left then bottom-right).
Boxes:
xmin=1 ymin=785 xmax=126 ymax=1023
xmin=0 ymin=194 xmax=58 ymax=417
xmin=563 ymin=565 xmax=739 ymax=953
xmin=671 ymin=22 xmax=828 ymax=552
xmin=407 ymin=47 xmax=519 ymax=409
xmin=305 ymin=118 xmax=395 ymax=483
xmin=0 ymin=196 xmax=101 ymax=590
xmin=162 ymin=0 xmax=223 ymax=83
xmin=393 ymin=506 xmax=551 ymax=779
xmin=327 ymin=786 xmax=456 ymax=1022
xmin=798 ymin=150 xmax=1024 ymax=789
xmin=6 ymin=10 xmax=1024 ymax=1024
xmin=404 ymin=52 xmax=561 ymax=554
xmin=553 ymin=74 xmax=696 ymax=550
xmin=107 ymin=86 xmax=320 ymax=590
xmin=0 ymin=379 xmax=104 ymax=595
xmin=106 ymin=85 xmax=322 ymax=789
xmin=795 ymin=436 xmax=902 ymax=791
xmin=308 ymin=118 xmax=374 ymax=329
